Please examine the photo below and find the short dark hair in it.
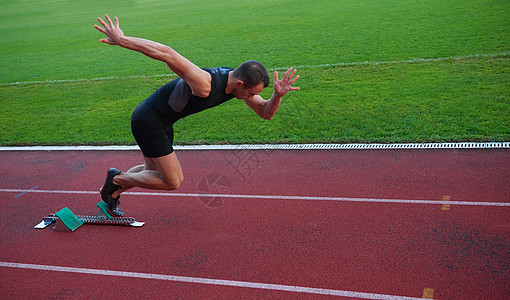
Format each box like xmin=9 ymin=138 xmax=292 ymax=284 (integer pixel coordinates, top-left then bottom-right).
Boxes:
xmin=232 ymin=60 xmax=270 ymax=88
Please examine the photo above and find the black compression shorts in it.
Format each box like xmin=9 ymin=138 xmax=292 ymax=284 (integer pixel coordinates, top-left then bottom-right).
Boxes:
xmin=131 ymin=99 xmax=175 ymax=158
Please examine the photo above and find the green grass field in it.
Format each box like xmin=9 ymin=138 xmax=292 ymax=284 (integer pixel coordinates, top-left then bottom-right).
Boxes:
xmin=1 ymin=0 xmax=509 ymax=145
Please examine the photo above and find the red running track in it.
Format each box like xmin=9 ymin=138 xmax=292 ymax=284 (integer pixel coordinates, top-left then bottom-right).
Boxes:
xmin=0 ymin=148 xmax=509 ymax=299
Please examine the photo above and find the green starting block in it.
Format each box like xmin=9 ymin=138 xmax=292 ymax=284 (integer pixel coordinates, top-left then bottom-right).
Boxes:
xmin=34 ymin=202 xmax=145 ymax=231
xmin=96 ymin=201 xmax=116 ymax=219
xmin=54 ymin=207 xmax=83 ymax=232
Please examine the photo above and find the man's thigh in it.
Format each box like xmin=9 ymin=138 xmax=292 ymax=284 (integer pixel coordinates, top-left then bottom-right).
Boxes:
xmin=145 ymin=152 xmax=184 ymax=185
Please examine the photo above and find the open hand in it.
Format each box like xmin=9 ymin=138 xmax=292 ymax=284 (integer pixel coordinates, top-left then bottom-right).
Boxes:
xmin=274 ymin=68 xmax=300 ymax=97
xmin=94 ymin=14 xmax=124 ymax=45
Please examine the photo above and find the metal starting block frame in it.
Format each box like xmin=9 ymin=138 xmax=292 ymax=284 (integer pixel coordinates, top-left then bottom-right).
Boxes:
xmin=34 ymin=202 xmax=145 ymax=231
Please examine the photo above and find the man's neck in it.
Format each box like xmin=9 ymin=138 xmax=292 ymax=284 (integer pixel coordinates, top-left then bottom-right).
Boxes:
xmin=225 ymin=71 xmax=235 ymax=95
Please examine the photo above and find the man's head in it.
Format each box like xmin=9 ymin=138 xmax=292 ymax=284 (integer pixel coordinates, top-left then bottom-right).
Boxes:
xmin=232 ymin=60 xmax=270 ymax=88
xmin=229 ymin=60 xmax=270 ymax=101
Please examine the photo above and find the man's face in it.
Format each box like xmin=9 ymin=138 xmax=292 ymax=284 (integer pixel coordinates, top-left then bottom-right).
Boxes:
xmin=233 ymin=82 xmax=265 ymax=101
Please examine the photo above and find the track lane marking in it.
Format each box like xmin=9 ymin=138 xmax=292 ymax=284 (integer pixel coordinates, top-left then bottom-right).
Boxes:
xmin=1 ymin=142 xmax=509 ymax=151
xmin=14 ymin=186 xmax=39 ymax=198
xmin=422 ymin=288 xmax=434 ymax=298
xmin=2 ymin=51 xmax=508 ymax=86
xmin=441 ymin=195 xmax=451 ymax=211
xmin=0 ymin=188 xmax=508 ymax=207
xmin=0 ymin=262 xmax=427 ymax=299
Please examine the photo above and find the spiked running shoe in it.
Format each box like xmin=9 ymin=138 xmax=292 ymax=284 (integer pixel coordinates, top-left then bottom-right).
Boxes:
xmin=108 ymin=195 xmax=124 ymax=217
xmin=100 ymin=168 xmax=122 ymax=205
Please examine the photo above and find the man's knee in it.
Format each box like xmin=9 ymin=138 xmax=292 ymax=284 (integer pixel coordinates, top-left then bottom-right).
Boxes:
xmin=164 ymin=176 xmax=183 ymax=190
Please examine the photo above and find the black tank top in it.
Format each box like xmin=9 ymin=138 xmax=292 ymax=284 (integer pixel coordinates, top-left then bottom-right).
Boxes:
xmin=142 ymin=67 xmax=235 ymax=123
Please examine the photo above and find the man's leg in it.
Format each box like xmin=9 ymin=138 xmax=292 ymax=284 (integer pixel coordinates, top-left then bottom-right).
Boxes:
xmin=112 ymin=152 xmax=184 ymax=197
xmin=107 ymin=162 xmax=146 ymax=197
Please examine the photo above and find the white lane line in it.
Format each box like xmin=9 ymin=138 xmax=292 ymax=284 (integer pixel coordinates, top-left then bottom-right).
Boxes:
xmin=283 ymin=51 xmax=510 ymax=70
xmin=0 ymin=262 xmax=426 ymax=299
xmin=2 ymin=51 xmax=508 ymax=86
xmin=0 ymin=74 xmax=179 ymax=86
xmin=0 ymin=188 xmax=508 ymax=207
xmin=1 ymin=142 xmax=509 ymax=151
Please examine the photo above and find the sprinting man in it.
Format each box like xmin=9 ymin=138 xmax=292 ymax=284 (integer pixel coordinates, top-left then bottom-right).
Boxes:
xmin=94 ymin=15 xmax=300 ymax=217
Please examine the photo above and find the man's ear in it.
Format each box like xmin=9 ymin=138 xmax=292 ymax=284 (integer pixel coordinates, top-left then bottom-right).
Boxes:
xmin=235 ymin=80 xmax=244 ymax=88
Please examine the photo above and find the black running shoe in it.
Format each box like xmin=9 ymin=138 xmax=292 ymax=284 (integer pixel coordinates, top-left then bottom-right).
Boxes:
xmin=100 ymin=168 xmax=122 ymax=204
xmin=107 ymin=195 xmax=124 ymax=217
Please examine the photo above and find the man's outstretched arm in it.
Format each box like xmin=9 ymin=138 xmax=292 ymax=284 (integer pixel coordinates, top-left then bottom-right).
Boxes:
xmin=94 ymin=15 xmax=211 ymax=98
xmin=243 ymin=68 xmax=300 ymax=120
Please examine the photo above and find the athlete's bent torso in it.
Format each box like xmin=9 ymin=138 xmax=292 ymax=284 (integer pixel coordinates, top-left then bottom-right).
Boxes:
xmin=130 ymin=67 xmax=235 ymax=157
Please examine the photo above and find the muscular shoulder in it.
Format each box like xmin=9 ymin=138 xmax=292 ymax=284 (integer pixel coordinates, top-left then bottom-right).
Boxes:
xmin=185 ymin=67 xmax=231 ymax=98
xmin=184 ymin=68 xmax=211 ymax=98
